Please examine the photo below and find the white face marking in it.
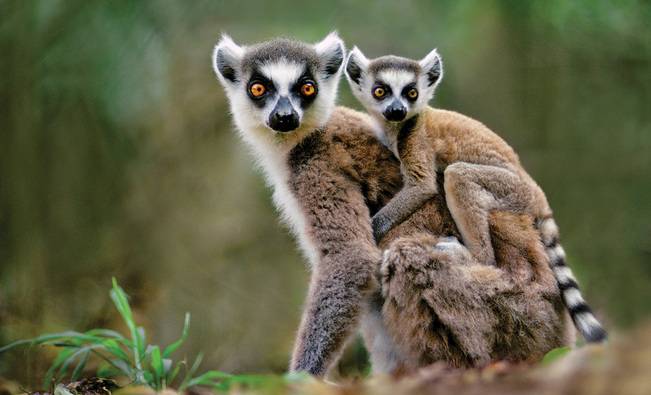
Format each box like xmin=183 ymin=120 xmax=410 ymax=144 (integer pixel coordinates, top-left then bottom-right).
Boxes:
xmin=378 ymin=69 xmax=415 ymax=95
xmin=256 ymin=60 xmax=306 ymax=125
xmin=259 ymin=60 xmax=303 ymax=96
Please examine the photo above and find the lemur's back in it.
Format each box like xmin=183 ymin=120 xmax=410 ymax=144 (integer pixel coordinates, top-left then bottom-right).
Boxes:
xmin=419 ymin=107 xmax=522 ymax=172
xmin=397 ymin=107 xmax=551 ymax=219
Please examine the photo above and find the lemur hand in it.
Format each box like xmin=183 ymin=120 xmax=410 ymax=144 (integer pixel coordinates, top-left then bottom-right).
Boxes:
xmin=371 ymin=212 xmax=393 ymax=243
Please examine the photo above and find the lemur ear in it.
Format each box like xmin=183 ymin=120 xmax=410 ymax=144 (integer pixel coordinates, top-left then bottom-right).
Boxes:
xmin=345 ymin=46 xmax=369 ymax=87
xmin=314 ymin=32 xmax=345 ymax=79
xmin=419 ymin=48 xmax=443 ymax=87
xmin=212 ymin=34 xmax=244 ymax=85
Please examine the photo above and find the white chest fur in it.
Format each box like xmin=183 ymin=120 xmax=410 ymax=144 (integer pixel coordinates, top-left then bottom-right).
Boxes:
xmin=241 ymin=129 xmax=319 ymax=266
xmin=269 ymin=166 xmax=319 ymax=266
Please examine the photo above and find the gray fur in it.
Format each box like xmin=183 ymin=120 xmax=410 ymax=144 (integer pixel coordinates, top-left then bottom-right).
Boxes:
xmin=368 ymin=55 xmax=420 ymax=75
xmin=241 ymin=38 xmax=320 ymax=74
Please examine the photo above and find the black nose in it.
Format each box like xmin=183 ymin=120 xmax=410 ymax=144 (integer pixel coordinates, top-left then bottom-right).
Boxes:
xmin=269 ymin=97 xmax=299 ymax=132
xmin=383 ymin=101 xmax=407 ymax=122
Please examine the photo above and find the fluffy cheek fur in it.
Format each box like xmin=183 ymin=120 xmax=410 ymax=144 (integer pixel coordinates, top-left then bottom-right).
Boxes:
xmin=224 ymin=87 xmax=265 ymax=131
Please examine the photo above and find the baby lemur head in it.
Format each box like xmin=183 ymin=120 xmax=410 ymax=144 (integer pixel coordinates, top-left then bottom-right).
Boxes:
xmin=345 ymin=47 xmax=443 ymax=124
xmin=212 ymin=33 xmax=345 ymax=144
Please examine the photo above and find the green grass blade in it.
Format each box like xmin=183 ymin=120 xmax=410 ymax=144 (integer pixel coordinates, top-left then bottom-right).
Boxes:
xmin=70 ymin=350 xmax=91 ymax=380
xmin=1 ymin=331 xmax=99 ymax=353
xmin=167 ymin=361 xmax=183 ymax=386
xmin=136 ymin=326 xmax=147 ymax=357
xmin=178 ymin=353 xmax=203 ymax=391
xmin=542 ymin=346 xmax=571 ymax=365
xmin=150 ymin=345 xmax=164 ymax=386
xmin=110 ymin=278 xmax=145 ymax=382
xmin=162 ymin=313 xmax=190 ymax=358
xmin=0 ymin=338 xmax=38 ymax=353
xmin=85 ymin=329 xmax=132 ymax=347
xmin=97 ymin=362 xmax=124 ymax=378
xmin=183 ymin=370 xmax=233 ymax=389
xmin=51 ymin=345 xmax=102 ymax=386
xmin=110 ymin=358 xmax=136 ymax=378
xmin=101 ymin=339 xmax=131 ymax=362
xmin=110 ymin=278 xmax=135 ymax=330
xmin=44 ymin=347 xmax=77 ymax=387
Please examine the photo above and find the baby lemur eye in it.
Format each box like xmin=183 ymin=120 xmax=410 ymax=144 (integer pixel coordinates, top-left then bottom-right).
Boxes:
xmin=406 ymin=88 xmax=419 ymax=100
xmin=300 ymin=82 xmax=317 ymax=97
xmin=373 ymin=86 xmax=386 ymax=99
xmin=249 ymin=82 xmax=266 ymax=98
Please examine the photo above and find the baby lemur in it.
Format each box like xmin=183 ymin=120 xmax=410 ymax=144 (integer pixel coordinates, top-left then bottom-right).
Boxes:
xmin=345 ymin=46 xmax=607 ymax=343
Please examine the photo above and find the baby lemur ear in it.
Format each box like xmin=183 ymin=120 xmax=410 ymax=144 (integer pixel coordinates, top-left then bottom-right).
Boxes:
xmin=345 ymin=46 xmax=369 ymax=87
xmin=314 ymin=32 xmax=345 ymax=80
xmin=419 ymin=48 xmax=443 ymax=87
xmin=212 ymin=34 xmax=244 ymax=86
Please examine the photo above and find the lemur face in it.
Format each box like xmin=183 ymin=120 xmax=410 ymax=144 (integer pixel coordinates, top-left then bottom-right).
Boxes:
xmin=345 ymin=48 xmax=443 ymax=123
xmin=213 ymin=33 xmax=344 ymax=137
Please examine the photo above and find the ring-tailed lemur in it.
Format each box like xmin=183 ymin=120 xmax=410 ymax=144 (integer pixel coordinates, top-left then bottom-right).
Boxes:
xmin=344 ymin=46 xmax=607 ymax=343
xmin=212 ymin=34 xmax=574 ymax=376
xmin=213 ymin=32 xmax=395 ymax=376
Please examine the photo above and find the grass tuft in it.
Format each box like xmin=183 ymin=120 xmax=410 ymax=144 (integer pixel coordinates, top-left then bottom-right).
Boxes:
xmin=0 ymin=278 xmax=275 ymax=392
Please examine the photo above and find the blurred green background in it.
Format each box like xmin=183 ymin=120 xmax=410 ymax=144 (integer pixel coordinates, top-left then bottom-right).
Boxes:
xmin=1 ymin=0 xmax=650 ymax=385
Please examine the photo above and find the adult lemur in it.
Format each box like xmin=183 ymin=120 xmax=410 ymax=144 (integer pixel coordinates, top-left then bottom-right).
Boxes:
xmin=212 ymin=33 xmax=573 ymax=376
xmin=344 ymin=47 xmax=607 ymax=344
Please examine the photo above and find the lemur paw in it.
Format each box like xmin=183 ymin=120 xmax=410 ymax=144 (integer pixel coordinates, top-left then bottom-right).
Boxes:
xmin=371 ymin=213 xmax=392 ymax=243
xmin=432 ymin=237 xmax=473 ymax=264
xmin=433 ymin=236 xmax=461 ymax=251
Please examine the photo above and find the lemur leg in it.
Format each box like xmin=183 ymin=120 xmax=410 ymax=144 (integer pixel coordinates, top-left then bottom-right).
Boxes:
xmin=380 ymin=233 xmax=511 ymax=369
xmin=359 ymin=292 xmax=409 ymax=374
xmin=443 ymin=162 xmax=534 ymax=266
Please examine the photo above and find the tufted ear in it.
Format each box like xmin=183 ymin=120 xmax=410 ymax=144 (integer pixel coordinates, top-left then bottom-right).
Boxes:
xmin=419 ymin=48 xmax=443 ymax=87
xmin=314 ymin=31 xmax=345 ymax=79
xmin=212 ymin=34 xmax=244 ymax=86
xmin=345 ymin=46 xmax=369 ymax=87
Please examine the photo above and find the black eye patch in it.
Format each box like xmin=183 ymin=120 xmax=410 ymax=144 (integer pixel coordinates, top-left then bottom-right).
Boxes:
xmin=247 ymin=72 xmax=275 ymax=108
xmin=401 ymin=82 xmax=418 ymax=102
xmin=372 ymin=81 xmax=391 ymax=101
xmin=292 ymin=70 xmax=318 ymax=109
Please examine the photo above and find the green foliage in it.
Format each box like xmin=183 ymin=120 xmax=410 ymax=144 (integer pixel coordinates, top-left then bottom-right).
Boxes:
xmin=0 ymin=278 xmax=268 ymax=392
xmin=541 ymin=346 xmax=571 ymax=365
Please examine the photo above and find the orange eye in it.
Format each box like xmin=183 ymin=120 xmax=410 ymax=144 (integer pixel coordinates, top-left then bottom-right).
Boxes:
xmin=373 ymin=87 xmax=386 ymax=98
xmin=249 ymin=83 xmax=266 ymax=97
xmin=301 ymin=82 xmax=316 ymax=97
xmin=407 ymin=88 xmax=419 ymax=99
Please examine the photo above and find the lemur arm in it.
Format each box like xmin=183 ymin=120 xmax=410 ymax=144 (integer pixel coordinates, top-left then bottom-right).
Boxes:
xmin=371 ymin=180 xmax=437 ymax=242
xmin=290 ymin=242 xmax=379 ymax=375
xmin=372 ymin=131 xmax=438 ymax=242
xmin=289 ymin=162 xmax=381 ymax=376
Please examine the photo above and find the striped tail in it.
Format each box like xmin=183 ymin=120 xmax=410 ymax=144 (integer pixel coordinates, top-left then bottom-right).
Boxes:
xmin=538 ymin=217 xmax=608 ymax=343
